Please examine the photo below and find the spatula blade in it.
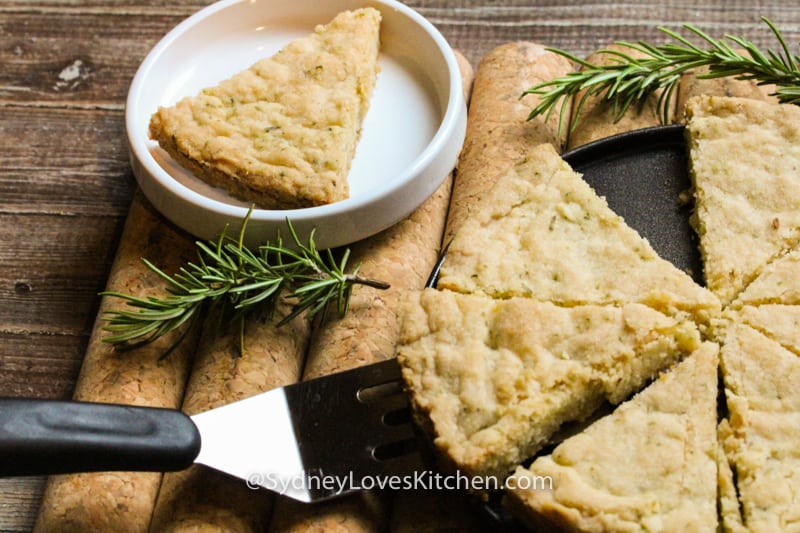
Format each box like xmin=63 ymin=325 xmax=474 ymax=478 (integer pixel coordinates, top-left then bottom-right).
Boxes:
xmin=191 ymin=386 xmax=311 ymax=501
xmin=190 ymin=359 xmax=425 ymax=503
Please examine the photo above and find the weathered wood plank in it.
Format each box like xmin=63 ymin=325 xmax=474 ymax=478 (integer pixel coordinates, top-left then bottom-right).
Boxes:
xmin=0 ymin=10 xmax=186 ymax=106
xmin=0 ymin=213 xmax=129 ymax=333
xmin=418 ymin=2 xmax=800 ymax=65
xmin=0 ymin=107 xmax=135 ymax=215
xmin=0 ymin=331 xmax=84 ymax=399
xmin=0 ymin=477 xmax=46 ymax=533
xmin=0 ymin=211 xmax=126 ymax=406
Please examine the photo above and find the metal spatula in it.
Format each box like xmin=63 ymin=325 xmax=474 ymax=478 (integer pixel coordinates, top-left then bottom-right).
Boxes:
xmin=0 ymin=358 xmax=425 ymax=503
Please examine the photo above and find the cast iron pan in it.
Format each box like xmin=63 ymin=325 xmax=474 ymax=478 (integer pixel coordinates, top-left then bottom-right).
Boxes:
xmin=426 ymin=124 xmax=701 ymax=530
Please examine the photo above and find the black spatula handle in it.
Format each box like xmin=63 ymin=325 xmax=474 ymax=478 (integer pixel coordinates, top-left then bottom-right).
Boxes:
xmin=0 ymin=398 xmax=200 ymax=476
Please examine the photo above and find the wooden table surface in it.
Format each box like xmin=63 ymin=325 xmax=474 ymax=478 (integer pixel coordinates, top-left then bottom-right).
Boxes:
xmin=2 ymin=0 xmax=800 ymax=530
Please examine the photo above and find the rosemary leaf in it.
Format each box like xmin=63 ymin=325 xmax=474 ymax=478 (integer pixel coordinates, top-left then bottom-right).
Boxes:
xmin=100 ymin=217 xmax=389 ymax=353
xmin=523 ymin=17 xmax=800 ymax=136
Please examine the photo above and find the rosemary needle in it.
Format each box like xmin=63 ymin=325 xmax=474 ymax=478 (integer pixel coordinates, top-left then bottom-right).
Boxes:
xmin=100 ymin=215 xmax=389 ymax=353
xmin=523 ymin=17 xmax=800 ymax=136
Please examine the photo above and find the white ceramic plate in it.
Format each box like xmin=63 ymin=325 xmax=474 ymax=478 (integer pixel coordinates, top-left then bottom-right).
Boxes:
xmin=126 ymin=0 xmax=467 ymax=249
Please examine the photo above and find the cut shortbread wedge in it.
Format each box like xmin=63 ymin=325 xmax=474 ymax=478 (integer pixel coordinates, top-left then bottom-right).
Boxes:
xmin=436 ymin=143 xmax=720 ymax=324
xmin=685 ymin=95 xmax=800 ymax=305
xmin=734 ymin=247 xmax=800 ymax=307
xmin=396 ymin=288 xmax=702 ymax=481
xmin=718 ymin=317 xmax=800 ymax=533
xmin=149 ymin=8 xmax=381 ymax=209
xmin=737 ymin=304 xmax=800 ymax=356
xmin=717 ymin=419 xmax=747 ymax=533
xmin=504 ymin=342 xmax=719 ymax=533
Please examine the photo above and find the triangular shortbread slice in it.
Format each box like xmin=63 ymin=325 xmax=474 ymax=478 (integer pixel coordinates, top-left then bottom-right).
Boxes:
xmin=718 ymin=317 xmax=800 ymax=532
xmin=731 ymin=239 xmax=800 ymax=353
xmin=396 ymin=288 xmax=702 ymax=481
xmin=149 ymin=8 xmax=381 ymax=209
xmin=436 ymin=143 xmax=720 ymax=324
xmin=504 ymin=342 xmax=719 ymax=532
xmin=685 ymin=95 xmax=800 ymax=305
xmin=734 ymin=247 xmax=800 ymax=306
xmin=737 ymin=304 xmax=800 ymax=356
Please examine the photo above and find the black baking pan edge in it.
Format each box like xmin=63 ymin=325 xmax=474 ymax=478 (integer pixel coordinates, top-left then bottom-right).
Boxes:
xmin=425 ymin=124 xmax=701 ymax=532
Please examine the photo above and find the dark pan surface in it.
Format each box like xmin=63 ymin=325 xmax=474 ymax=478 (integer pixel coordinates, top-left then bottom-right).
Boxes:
xmin=563 ymin=124 xmax=701 ymax=283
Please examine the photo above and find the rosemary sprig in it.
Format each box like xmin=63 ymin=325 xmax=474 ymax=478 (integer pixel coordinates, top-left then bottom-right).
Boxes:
xmin=523 ymin=17 xmax=800 ymax=135
xmin=100 ymin=215 xmax=389 ymax=353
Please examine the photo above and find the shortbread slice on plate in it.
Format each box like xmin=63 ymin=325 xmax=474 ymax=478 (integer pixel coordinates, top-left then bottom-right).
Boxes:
xmin=685 ymin=95 xmax=800 ymax=305
xmin=396 ymin=287 xmax=702 ymax=481
xmin=436 ymin=143 xmax=720 ymax=325
xmin=149 ymin=8 xmax=381 ymax=209
xmin=717 ymin=317 xmax=800 ymax=533
xmin=504 ymin=342 xmax=719 ymax=533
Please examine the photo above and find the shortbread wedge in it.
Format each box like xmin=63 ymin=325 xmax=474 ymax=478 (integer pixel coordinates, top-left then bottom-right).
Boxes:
xmin=504 ymin=342 xmax=719 ymax=533
xmin=396 ymin=288 xmax=702 ymax=481
xmin=149 ymin=8 xmax=381 ymax=209
xmin=717 ymin=419 xmax=748 ymax=533
xmin=734 ymin=247 xmax=800 ymax=307
xmin=436 ymin=143 xmax=720 ymax=325
xmin=718 ymin=317 xmax=800 ymax=533
xmin=737 ymin=304 xmax=800 ymax=355
xmin=685 ymin=95 xmax=800 ymax=305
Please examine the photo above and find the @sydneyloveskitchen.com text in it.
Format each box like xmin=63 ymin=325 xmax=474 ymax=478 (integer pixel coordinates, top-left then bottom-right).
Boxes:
xmin=246 ymin=470 xmax=553 ymax=496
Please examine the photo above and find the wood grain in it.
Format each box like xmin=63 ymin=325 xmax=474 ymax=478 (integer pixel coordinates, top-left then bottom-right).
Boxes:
xmin=3 ymin=1 xmax=800 ymax=531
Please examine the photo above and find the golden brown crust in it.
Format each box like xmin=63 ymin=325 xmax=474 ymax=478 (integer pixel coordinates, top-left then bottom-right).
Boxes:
xmin=393 ymin=47 xmax=570 ymax=528
xmin=438 ymin=143 xmax=721 ymax=325
xmin=717 ymin=420 xmax=748 ymax=533
xmin=736 ymin=304 xmax=800 ymax=355
xmin=684 ymin=95 xmax=800 ymax=305
xmin=398 ymin=288 xmax=702 ymax=481
xmin=734 ymin=247 xmax=800 ymax=307
xmin=718 ymin=317 xmax=800 ymax=532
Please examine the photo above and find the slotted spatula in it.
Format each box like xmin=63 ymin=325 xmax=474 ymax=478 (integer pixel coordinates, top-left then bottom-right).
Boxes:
xmin=0 ymin=358 xmax=423 ymax=503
